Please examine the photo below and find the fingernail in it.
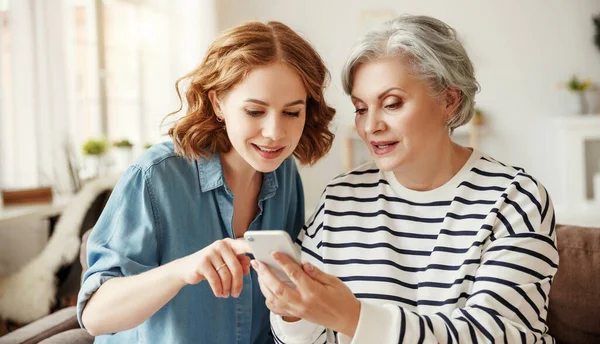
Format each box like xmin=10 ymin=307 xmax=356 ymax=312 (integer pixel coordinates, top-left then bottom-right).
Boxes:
xmin=271 ymin=251 xmax=280 ymax=260
xmin=233 ymin=292 xmax=240 ymax=298
xmin=251 ymin=260 xmax=258 ymax=269
xmin=304 ymin=262 xmax=314 ymax=273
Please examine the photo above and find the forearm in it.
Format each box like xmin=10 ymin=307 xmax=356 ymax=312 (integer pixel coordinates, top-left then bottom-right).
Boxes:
xmin=81 ymin=259 xmax=186 ymax=336
xmin=340 ymin=300 xmax=549 ymax=344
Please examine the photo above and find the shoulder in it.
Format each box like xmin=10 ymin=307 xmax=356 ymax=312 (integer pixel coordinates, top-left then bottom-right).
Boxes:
xmin=475 ymin=152 xmax=553 ymax=232
xmin=472 ymin=151 xmax=526 ymax=178
xmin=110 ymin=141 xmax=201 ymax=201
xmin=133 ymin=141 xmax=182 ymax=172
xmin=131 ymin=141 xmax=197 ymax=181
xmin=473 ymin=151 xmax=547 ymax=197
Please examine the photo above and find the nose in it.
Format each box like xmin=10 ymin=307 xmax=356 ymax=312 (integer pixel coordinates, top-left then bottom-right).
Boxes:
xmin=261 ymin=112 xmax=285 ymax=141
xmin=363 ymin=109 xmax=385 ymax=135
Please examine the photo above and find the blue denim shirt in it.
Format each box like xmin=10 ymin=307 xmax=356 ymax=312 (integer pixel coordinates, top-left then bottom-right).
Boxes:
xmin=77 ymin=141 xmax=305 ymax=343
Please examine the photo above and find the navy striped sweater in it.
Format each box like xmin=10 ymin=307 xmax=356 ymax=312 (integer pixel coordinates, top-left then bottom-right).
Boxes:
xmin=271 ymin=150 xmax=558 ymax=344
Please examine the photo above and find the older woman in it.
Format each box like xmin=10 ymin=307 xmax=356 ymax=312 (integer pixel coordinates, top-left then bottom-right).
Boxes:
xmin=253 ymin=14 xmax=558 ymax=343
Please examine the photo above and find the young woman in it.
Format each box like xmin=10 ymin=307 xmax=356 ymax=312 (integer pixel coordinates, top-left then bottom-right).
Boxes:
xmin=77 ymin=21 xmax=335 ymax=343
xmin=254 ymin=15 xmax=558 ymax=343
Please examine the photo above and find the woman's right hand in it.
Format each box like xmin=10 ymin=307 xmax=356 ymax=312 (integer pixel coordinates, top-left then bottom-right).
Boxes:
xmin=176 ymin=238 xmax=252 ymax=298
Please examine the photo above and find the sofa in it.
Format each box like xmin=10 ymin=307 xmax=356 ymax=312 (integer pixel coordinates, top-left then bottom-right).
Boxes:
xmin=0 ymin=229 xmax=94 ymax=344
xmin=0 ymin=224 xmax=599 ymax=344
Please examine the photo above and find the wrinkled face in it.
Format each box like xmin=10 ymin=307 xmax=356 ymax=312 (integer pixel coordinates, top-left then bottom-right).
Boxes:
xmin=212 ymin=63 xmax=307 ymax=172
xmin=351 ymin=57 xmax=450 ymax=172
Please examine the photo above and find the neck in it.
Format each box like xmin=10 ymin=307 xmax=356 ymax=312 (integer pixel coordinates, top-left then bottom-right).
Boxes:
xmin=220 ymin=151 xmax=261 ymax=194
xmin=393 ymin=138 xmax=471 ymax=192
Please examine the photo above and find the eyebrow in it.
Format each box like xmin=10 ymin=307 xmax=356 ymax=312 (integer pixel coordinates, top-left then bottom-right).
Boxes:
xmin=377 ymin=87 xmax=405 ymax=99
xmin=244 ymin=99 xmax=305 ymax=107
xmin=351 ymin=87 xmax=405 ymax=102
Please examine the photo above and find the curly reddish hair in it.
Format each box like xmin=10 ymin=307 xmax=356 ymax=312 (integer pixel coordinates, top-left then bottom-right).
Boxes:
xmin=167 ymin=21 xmax=335 ymax=165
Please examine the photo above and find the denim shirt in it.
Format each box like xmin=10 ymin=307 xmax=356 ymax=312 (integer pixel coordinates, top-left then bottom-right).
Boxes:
xmin=76 ymin=141 xmax=305 ymax=344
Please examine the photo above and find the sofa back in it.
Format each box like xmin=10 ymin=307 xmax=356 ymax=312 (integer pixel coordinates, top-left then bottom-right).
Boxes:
xmin=547 ymin=224 xmax=600 ymax=344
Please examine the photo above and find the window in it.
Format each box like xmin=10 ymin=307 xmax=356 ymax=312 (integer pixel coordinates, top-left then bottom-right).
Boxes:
xmin=0 ymin=0 xmax=210 ymax=190
xmin=73 ymin=0 xmax=173 ymax=161
xmin=1 ymin=0 xmax=13 ymax=188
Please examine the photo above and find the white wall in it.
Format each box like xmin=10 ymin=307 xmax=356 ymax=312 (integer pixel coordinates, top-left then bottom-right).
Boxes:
xmin=217 ymin=0 xmax=600 ymax=212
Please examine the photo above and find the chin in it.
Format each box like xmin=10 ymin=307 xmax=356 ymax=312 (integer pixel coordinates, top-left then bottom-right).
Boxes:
xmin=372 ymin=156 xmax=403 ymax=172
xmin=249 ymin=157 xmax=285 ymax=173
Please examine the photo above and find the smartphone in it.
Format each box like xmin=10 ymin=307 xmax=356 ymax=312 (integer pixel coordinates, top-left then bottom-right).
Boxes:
xmin=244 ymin=230 xmax=301 ymax=287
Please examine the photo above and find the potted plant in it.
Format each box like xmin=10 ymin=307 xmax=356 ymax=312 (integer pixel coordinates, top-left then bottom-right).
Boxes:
xmin=113 ymin=139 xmax=134 ymax=170
xmin=82 ymin=138 xmax=108 ymax=179
xmin=562 ymin=75 xmax=594 ymax=114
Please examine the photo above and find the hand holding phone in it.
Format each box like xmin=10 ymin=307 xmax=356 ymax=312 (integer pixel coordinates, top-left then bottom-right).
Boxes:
xmin=244 ymin=230 xmax=301 ymax=286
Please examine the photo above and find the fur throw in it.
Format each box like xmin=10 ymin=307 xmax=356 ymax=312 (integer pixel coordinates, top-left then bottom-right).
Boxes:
xmin=0 ymin=175 xmax=119 ymax=323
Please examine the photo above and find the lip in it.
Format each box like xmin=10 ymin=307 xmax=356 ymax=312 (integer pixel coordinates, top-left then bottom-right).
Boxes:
xmin=252 ymin=144 xmax=285 ymax=160
xmin=370 ymin=141 xmax=399 ymax=156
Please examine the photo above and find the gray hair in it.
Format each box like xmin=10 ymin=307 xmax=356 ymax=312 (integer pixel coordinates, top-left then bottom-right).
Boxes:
xmin=341 ymin=14 xmax=480 ymax=130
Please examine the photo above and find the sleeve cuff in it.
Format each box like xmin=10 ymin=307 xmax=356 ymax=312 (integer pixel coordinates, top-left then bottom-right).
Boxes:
xmin=270 ymin=312 xmax=325 ymax=343
xmin=339 ymin=301 xmax=400 ymax=344
xmin=76 ymin=271 xmax=120 ymax=329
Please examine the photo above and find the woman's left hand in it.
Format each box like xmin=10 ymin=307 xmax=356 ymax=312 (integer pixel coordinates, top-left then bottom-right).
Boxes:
xmin=251 ymin=252 xmax=361 ymax=338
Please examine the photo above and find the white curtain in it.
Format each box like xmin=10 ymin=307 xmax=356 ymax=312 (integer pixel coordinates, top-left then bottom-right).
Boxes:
xmin=1 ymin=0 xmax=75 ymax=192
xmin=0 ymin=0 xmax=217 ymax=194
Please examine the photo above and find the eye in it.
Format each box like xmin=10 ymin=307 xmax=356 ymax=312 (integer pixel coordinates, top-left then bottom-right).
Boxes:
xmin=384 ymin=101 xmax=402 ymax=110
xmin=354 ymin=108 xmax=367 ymax=115
xmin=283 ymin=111 xmax=300 ymax=117
xmin=245 ymin=109 xmax=264 ymax=117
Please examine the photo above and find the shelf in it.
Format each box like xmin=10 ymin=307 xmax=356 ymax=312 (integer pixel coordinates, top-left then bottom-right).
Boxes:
xmin=552 ymin=115 xmax=600 ymax=130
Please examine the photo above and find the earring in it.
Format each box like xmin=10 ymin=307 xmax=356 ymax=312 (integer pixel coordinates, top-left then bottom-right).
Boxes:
xmin=216 ymin=113 xmax=223 ymax=122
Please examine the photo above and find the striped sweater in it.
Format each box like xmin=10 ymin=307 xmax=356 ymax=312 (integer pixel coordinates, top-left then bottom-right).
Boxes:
xmin=271 ymin=149 xmax=558 ymax=344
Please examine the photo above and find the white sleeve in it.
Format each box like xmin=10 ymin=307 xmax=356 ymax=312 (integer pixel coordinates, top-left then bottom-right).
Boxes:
xmin=271 ymin=314 xmax=329 ymax=344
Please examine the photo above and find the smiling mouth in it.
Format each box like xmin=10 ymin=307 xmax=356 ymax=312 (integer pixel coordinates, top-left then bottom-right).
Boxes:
xmin=370 ymin=141 xmax=399 ymax=155
xmin=253 ymin=144 xmax=284 ymax=153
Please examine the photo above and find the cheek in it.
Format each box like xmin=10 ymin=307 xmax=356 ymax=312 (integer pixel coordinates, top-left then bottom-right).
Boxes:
xmin=291 ymin=118 xmax=307 ymax=140
xmin=398 ymin=107 xmax=435 ymax=135
xmin=355 ymin=116 xmax=366 ymax=138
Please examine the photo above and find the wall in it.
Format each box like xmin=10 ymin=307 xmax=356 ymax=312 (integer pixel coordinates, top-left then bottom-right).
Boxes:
xmin=217 ymin=0 xmax=600 ymax=212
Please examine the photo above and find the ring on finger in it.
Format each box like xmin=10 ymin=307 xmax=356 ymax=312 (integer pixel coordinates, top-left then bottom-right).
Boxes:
xmin=215 ymin=263 xmax=228 ymax=272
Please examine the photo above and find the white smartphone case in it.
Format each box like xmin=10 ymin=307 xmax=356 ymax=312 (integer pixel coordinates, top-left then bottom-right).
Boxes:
xmin=244 ymin=230 xmax=301 ymax=286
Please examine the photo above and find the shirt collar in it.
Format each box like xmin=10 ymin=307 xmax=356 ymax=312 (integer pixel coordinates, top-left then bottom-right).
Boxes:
xmin=198 ymin=154 xmax=225 ymax=192
xmin=197 ymin=154 xmax=279 ymax=200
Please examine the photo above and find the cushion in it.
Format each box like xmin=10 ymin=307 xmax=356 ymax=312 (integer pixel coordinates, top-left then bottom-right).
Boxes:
xmin=547 ymin=224 xmax=600 ymax=344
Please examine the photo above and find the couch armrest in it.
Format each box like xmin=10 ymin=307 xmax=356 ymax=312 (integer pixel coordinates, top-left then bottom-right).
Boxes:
xmin=38 ymin=329 xmax=93 ymax=344
xmin=0 ymin=306 xmax=81 ymax=344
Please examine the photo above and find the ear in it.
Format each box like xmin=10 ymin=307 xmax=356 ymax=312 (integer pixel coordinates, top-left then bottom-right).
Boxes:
xmin=208 ymin=90 xmax=223 ymax=118
xmin=443 ymin=86 xmax=461 ymax=123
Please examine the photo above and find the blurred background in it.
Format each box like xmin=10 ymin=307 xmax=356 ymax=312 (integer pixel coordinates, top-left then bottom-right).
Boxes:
xmin=1 ymin=0 xmax=600 ymax=287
